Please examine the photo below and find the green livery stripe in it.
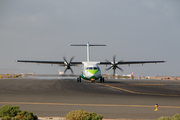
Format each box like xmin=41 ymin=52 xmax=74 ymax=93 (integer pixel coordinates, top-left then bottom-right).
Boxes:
xmin=81 ymin=76 xmax=97 ymax=80
xmin=80 ymin=74 xmax=100 ymax=80
xmin=87 ymin=70 xmax=99 ymax=75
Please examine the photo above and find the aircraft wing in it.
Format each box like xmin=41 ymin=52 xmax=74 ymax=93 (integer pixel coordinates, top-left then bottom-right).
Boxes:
xmin=99 ymin=61 xmax=166 ymax=65
xmin=16 ymin=60 xmax=82 ymax=65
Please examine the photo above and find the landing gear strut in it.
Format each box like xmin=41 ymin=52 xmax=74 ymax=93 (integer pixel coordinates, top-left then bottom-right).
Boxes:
xmin=77 ymin=76 xmax=81 ymax=82
xmin=100 ymin=77 xmax=104 ymax=83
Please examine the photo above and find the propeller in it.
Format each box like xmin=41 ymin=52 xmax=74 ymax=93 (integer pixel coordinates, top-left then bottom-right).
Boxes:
xmin=105 ymin=55 xmax=124 ymax=75
xmin=60 ymin=56 xmax=75 ymax=74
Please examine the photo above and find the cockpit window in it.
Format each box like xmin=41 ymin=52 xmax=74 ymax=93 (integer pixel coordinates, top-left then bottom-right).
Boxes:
xmin=86 ymin=67 xmax=99 ymax=70
xmin=89 ymin=67 xmax=92 ymax=70
xmin=93 ymin=67 xmax=97 ymax=70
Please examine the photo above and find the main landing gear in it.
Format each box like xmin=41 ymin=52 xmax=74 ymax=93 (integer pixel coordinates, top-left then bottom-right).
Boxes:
xmin=77 ymin=76 xmax=81 ymax=82
xmin=100 ymin=77 xmax=104 ymax=83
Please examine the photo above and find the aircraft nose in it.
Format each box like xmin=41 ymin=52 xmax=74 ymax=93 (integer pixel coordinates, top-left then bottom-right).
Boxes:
xmin=87 ymin=70 xmax=98 ymax=75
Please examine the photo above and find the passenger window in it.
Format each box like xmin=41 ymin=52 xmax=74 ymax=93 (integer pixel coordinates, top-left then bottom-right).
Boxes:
xmin=89 ymin=67 xmax=92 ymax=70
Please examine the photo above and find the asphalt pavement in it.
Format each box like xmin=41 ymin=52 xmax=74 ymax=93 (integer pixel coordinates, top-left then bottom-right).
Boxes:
xmin=0 ymin=77 xmax=180 ymax=119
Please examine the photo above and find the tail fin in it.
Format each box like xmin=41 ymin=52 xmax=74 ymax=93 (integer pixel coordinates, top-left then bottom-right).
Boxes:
xmin=131 ymin=72 xmax=133 ymax=77
xmin=70 ymin=42 xmax=106 ymax=62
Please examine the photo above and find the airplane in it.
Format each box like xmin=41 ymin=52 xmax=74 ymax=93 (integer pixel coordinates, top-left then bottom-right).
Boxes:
xmin=58 ymin=68 xmax=64 ymax=75
xmin=124 ymin=72 xmax=134 ymax=77
xmin=16 ymin=42 xmax=166 ymax=83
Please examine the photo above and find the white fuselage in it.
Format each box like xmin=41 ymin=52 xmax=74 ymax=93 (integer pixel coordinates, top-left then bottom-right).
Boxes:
xmin=72 ymin=42 xmax=106 ymax=81
xmin=80 ymin=62 xmax=101 ymax=80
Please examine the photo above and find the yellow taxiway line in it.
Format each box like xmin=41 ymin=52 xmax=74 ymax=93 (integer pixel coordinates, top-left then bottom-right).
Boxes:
xmin=85 ymin=80 xmax=179 ymax=96
xmin=0 ymin=102 xmax=180 ymax=109
xmin=96 ymin=83 xmax=180 ymax=97
xmin=128 ymin=84 xmax=165 ymax=86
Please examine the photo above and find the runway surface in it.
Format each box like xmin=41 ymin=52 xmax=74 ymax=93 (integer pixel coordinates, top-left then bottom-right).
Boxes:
xmin=0 ymin=77 xmax=180 ymax=119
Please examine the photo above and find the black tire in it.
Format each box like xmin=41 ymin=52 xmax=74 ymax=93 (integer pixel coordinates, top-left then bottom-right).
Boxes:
xmin=91 ymin=80 xmax=95 ymax=83
xmin=79 ymin=77 xmax=81 ymax=82
xmin=77 ymin=78 xmax=79 ymax=82
xmin=102 ymin=77 xmax=104 ymax=82
xmin=100 ymin=77 xmax=102 ymax=82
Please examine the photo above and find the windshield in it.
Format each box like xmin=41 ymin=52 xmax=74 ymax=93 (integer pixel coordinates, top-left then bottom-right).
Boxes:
xmin=86 ymin=67 xmax=99 ymax=70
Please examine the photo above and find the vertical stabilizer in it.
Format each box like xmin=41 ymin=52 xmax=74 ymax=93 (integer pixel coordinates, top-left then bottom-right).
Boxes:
xmin=70 ymin=42 xmax=106 ymax=62
xmin=87 ymin=42 xmax=90 ymax=62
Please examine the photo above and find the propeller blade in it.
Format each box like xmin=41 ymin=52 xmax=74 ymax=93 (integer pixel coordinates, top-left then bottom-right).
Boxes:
xmin=107 ymin=55 xmax=124 ymax=75
xmin=64 ymin=68 xmax=68 ymax=73
xmin=62 ymin=56 xmax=76 ymax=74
xmin=113 ymin=69 xmax=115 ymax=75
xmin=69 ymin=56 xmax=74 ymax=63
xmin=117 ymin=66 xmax=123 ymax=72
xmin=113 ymin=55 xmax=116 ymax=64
xmin=70 ymin=68 xmax=74 ymax=74
xmin=63 ymin=56 xmax=68 ymax=64
xmin=105 ymin=66 xmax=113 ymax=71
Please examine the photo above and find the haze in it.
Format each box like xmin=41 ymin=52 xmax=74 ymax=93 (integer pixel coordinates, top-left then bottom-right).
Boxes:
xmin=0 ymin=0 xmax=180 ymax=76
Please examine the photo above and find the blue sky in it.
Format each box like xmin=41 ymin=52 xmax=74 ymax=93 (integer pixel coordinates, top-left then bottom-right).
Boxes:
xmin=0 ymin=0 xmax=180 ymax=76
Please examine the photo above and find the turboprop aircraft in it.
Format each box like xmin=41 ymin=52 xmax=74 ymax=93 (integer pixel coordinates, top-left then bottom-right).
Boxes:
xmin=17 ymin=42 xmax=165 ymax=82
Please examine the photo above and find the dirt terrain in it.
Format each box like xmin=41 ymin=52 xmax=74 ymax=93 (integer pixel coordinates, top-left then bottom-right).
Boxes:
xmin=0 ymin=74 xmax=22 ymax=79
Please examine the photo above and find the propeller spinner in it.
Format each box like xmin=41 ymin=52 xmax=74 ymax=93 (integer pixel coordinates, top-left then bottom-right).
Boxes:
xmin=105 ymin=55 xmax=124 ymax=75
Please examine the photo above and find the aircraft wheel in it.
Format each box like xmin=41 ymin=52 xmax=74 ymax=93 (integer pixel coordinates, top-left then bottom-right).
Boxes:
xmin=77 ymin=78 xmax=79 ymax=82
xmin=79 ymin=77 xmax=81 ymax=82
xmin=100 ymin=77 xmax=102 ymax=82
xmin=102 ymin=78 xmax=104 ymax=82
xmin=91 ymin=80 xmax=95 ymax=83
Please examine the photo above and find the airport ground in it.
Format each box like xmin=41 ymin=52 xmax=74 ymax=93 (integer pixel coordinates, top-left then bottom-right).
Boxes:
xmin=0 ymin=76 xmax=180 ymax=120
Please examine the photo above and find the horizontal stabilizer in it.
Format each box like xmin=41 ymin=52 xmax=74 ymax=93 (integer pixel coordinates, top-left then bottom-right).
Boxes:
xmin=70 ymin=42 xmax=106 ymax=62
xmin=70 ymin=44 xmax=106 ymax=46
